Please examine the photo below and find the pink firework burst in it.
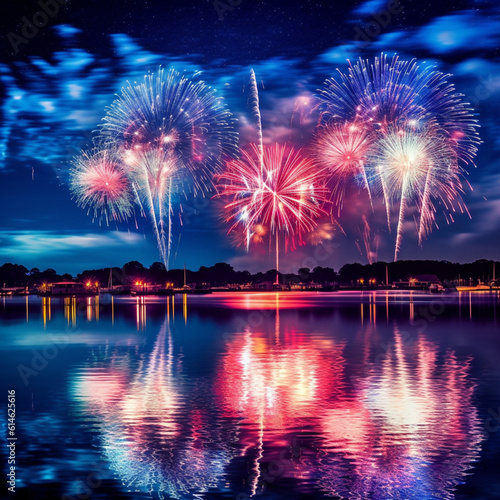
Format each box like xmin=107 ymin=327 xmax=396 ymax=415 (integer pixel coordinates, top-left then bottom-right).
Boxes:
xmin=313 ymin=122 xmax=374 ymax=211
xmin=70 ymin=149 xmax=133 ymax=223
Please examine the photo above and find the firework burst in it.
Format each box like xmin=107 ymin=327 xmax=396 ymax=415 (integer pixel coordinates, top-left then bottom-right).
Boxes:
xmin=74 ymin=67 xmax=237 ymax=268
xmin=316 ymin=53 xmax=480 ymax=260
xmin=318 ymin=54 xmax=479 ymax=145
xmin=217 ymin=143 xmax=328 ymax=277
xmin=100 ymin=67 xmax=236 ymax=194
xmin=313 ymin=122 xmax=374 ymax=212
xmin=70 ymin=148 xmax=133 ymax=224
xmin=369 ymin=126 xmax=462 ymax=260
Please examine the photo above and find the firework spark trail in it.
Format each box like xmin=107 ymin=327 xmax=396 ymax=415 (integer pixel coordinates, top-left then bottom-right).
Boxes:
xmin=395 ymin=176 xmax=409 ymax=263
xmin=93 ymin=67 xmax=237 ymax=268
xmin=248 ymin=69 xmax=264 ymax=172
xmin=418 ymin=167 xmax=434 ymax=246
xmin=167 ymin=178 xmax=173 ymax=267
xmin=216 ymin=144 xmax=328 ymax=277
xmin=70 ymin=148 xmax=133 ymax=224
xmin=316 ymin=53 xmax=480 ymax=260
xmin=124 ymin=148 xmax=175 ymax=265
xmin=248 ymin=69 xmax=265 ymax=252
xmin=360 ymin=215 xmax=377 ymax=264
xmin=377 ymin=164 xmax=392 ymax=232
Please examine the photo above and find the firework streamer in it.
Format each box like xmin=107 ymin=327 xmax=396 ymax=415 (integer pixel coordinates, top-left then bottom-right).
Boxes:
xmin=247 ymin=69 xmax=265 ymax=251
xmin=395 ymin=176 xmax=410 ymax=262
xmin=167 ymin=178 xmax=173 ymax=267
xmin=378 ymin=164 xmax=392 ymax=232
xmin=418 ymin=167 xmax=434 ymax=246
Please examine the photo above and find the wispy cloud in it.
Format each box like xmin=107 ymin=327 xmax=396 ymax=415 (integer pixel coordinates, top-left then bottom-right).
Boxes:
xmin=0 ymin=230 xmax=143 ymax=257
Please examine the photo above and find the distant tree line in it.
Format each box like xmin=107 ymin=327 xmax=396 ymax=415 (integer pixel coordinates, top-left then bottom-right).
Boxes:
xmin=336 ymin=259 xmax=499 ymax=286
xmin=0 ymin=259 xmax=498 ymax=288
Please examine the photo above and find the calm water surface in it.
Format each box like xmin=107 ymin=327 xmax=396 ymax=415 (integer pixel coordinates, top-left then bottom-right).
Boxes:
xmin=1 ymin=291 xmax=500 ymax=499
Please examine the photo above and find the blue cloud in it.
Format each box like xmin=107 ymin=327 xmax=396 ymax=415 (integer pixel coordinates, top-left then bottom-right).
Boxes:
xmin=111 ymin=34 xmax=163 ymax=69
xmin=53 ymin=25 xmax=81 ymax=38
xmin=316 ymin=44 xmax=361 ymax=65
xmin=353 ymin=0 xmax=387 ymax=15
xmin=368 ymin=10 xmax=500 ymax=57
xmin=419 ymin=11 xmax=500 ymax=53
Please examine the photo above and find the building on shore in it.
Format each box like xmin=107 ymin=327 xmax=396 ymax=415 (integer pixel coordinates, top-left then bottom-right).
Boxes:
xmin=393 ymin=274 xmax=441 ymax=290
xmin=48 ymin=282 xmax=89 ymax=295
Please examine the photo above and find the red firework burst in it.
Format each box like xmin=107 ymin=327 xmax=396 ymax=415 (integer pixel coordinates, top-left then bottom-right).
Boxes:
xmin=217 ymin=143 xmax=328 ymax=247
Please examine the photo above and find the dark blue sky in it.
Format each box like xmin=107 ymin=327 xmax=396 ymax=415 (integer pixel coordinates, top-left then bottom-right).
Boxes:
xmin=1 ymin=0 xmax=499 ymax=274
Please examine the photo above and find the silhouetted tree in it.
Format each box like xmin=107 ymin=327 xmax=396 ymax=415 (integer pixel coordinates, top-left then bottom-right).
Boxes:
xmin=312 ymin=266 xmax=337 ymax=284
xmin=298 ymin=267 xmax=311 ymax=282
xmin=122 ymin=261 xmax=147 ymax=282
xmin=1 ymin=258 xmax=499 ymax=289
xmin=0 ymin=264 xmax=29 ymax=287
xmin=149 ymin=262 xmax=168 ymax=283
xmin=338 ymin=263 xmax=364 ymax=284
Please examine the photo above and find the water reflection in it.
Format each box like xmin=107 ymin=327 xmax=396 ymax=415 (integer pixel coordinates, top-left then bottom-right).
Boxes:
xmin=14 ymin=289 xmax=500 ymax=330
xmin=136 ymin=296 xmax=147 ymax=330
xmin=64 ymin=296 xmax=77 ymax=327
xmin=215 ymin=318 xmax=345 ymax=495
xmin=317 ymin=327 xmax=483 ymax=499
xmin=61 ymin=292 xmax=485 ymax=499
xmin=41 ymin=296 xmax=51 ymax=328
xmin=71 ymin=315 xmax=234 ymax=499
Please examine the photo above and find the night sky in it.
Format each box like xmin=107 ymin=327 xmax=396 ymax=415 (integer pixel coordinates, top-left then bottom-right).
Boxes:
xmin=1 ymin=0 xmax=499 ymax=275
